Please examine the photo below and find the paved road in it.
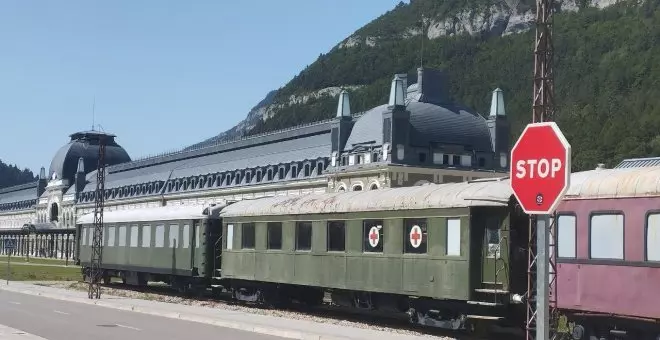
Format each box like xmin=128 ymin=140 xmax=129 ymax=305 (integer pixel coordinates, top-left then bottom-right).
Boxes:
xmin=0 ymin=289 xmax=287 ymax=340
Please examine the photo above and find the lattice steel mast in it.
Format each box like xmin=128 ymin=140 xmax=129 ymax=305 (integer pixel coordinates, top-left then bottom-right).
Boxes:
xmin=526 ymin=0 xmax=559 ymax=339
xmin=88 ymin=136 xmax=106 ymax=299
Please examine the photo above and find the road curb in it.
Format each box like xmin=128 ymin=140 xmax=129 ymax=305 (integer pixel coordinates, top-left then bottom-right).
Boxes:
xmin=0 ymin=284 xmax=368 ymax=340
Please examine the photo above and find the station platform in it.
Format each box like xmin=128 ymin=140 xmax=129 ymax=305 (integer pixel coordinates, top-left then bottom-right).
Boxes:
xmin=0 ymin=281 xmax=449 ymax=340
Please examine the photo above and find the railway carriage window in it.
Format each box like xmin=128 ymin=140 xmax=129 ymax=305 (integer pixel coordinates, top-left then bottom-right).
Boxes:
xmin=557 ymin=215 xmax=576 ymax=258
xmin=241 ymin=223 xmax=255 ymax=249
xmin=646 ymin=213 xmax=660 ymax=261
xmin=267 ymin=222 xmax=282 ymax=250
xmin=295 ymin=221 xmax=312 ymax=251
xmin=118 ymin=226 xmax=127 ymax=247
xmin=107 ymin=226 xmax=116 ymax=247
xmin=226 ymin=224 xmax=233 ymax=250
xmin=590 ymin=213 xmax=624 ymax=260
xmin=363 ymin=220 xmax=384 ymax=253
xmin=404 ymin=219 xmax=427 ymax=254
xmin=155 ymin=224 xmax=165 ymax=248
xmin=88 ymin=226 xmax=94 ymax=246
xmin=446 ymin=218 xmax=461 ymax=256
xmin=182 ymin=224 xmax=190 ymax=249
xmin=327 ymin=221 xmax=345 ymax=252
xmin=195 ymin=223 xmax=200 ymax=248
xmin=169 ymin=224 xmax=180 ymax=248
xmin=485 ymin=218 xmax=501 ymax=258
xmin=130 ymin=225 xmax=139 ymax=247
xmin=142 ymin=224 xmax=151 ymax=247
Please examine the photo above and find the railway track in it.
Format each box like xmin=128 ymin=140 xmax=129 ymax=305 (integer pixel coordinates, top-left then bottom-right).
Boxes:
xmin=69 ymin=279 xmax=522 ymax=340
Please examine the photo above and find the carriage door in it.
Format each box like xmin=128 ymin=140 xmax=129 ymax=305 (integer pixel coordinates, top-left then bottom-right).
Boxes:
xmin=480 ymin=214 xmax=509 ymax=292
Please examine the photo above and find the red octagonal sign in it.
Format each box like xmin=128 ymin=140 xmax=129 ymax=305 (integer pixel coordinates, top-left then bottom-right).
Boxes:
xmin=510 ymin=122 xmax=571 ymax=215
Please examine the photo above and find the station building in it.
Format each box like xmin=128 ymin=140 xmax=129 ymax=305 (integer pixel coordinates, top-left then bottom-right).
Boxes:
xmin=0 ymin=67 xmax=510 ymax=258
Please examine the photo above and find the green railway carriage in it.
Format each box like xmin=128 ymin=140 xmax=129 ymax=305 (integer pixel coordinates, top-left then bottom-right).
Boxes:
xmin=218 ymin=178 xmax=529 ymax=330
xmin=76 ymin=204 xmax=226 ymax=290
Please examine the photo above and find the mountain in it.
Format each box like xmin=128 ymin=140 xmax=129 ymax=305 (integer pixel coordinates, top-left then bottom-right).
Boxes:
xmin=194 ymin=0 xmax=660 ymax=172
xmin=0 ymin=159 xmax=37 ymax=189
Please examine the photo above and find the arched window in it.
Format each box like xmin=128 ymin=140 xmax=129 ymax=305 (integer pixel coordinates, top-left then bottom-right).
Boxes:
xmin=353 ymin=185 xmax=363 ymax=191
xmin=50 ymin=203 xmax=59 ymax=222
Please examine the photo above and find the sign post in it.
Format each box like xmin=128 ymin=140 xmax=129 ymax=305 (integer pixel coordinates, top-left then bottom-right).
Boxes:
xmin=4 ymin=239 xmax=16 ymax=285
xmin=510 ymin=122 xmax=571 ymax=340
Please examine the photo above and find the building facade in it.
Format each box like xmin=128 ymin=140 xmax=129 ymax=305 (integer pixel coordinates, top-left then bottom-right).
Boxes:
xmin=0 ymin=68 xmax=510 ymax=244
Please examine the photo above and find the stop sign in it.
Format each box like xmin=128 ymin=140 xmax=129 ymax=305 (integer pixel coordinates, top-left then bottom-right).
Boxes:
xmin=510 ymin=122 xmax=571 ymax=215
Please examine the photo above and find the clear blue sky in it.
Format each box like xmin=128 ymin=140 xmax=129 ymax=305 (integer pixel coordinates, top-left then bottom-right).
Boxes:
xmin=0 ymin=0 xmax=405 ymax=175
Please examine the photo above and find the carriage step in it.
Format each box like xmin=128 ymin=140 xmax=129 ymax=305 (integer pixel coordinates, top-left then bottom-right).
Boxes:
xmin=474 ymin=289 xmax=509 ymax=294
xmin=467 ymin=301 xmax=502 ymax=306
xmin=467 ymin=315 xmax=504 ymax=320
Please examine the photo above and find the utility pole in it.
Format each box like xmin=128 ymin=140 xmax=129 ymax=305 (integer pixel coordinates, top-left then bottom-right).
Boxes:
xmin=526 ymin=0 xmax=559 ymax=339
xmin=88 ymin=136 xmax=106 ymax=299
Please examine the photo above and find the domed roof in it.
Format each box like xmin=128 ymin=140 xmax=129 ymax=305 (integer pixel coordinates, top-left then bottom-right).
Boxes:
xmin=49 ymin=131 xmax=131 ymax=184
xmin=343 ymin=101 xmax=493 ymax=153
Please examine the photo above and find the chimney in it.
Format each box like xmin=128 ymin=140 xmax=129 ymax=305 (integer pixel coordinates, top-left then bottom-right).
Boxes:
xmin=336 ymin=90 xmax=351 ymax=118
xmin=37 ymin=166 xmax=47 ymax=197
xmin=486 ymin=87 xmax=510 ymax=170
xmin=383 ymin=74 xmax=411 ymax=163
xmin=415 ymin=67 xmax=451 ymax=105
xmin=395 ymin=73 xmax=408 ymax=99
xmin=388 ymin=74 xmax=406 ymax=108
xmin=330 ymin=91 xmax=356 ymax=156
xmin=75 ymin=157 xmax=86 ymax=194
xmin=489 ymin=88 xmax=506 ymax=117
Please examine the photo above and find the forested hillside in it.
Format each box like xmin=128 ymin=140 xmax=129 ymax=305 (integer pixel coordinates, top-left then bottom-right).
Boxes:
xmin=0 ymin=159 xmax=37 ymax=189
xmin=203 ymin=0 xmax=660 ymax=171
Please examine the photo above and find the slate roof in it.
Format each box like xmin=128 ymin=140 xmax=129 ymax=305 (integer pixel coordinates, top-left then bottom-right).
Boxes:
xmin=69 ymin=121 xmax=333 ymax=203
xmin=0 ymin=182 xmax=38 ymax=211
xmin=50 ymin=131 xmax=131 ymax=184
xmin=343 ymin=101 xmax=493 ymax=153
xmin=614 ymin=157 xmax=660 ymax=169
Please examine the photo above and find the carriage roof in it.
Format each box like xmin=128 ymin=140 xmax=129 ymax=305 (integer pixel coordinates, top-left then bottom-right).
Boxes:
xmin=564 ymin=165 xmax=660 ymax=200
xmin=77 ymin=202 xmax=227 ymax=225
xmin=219 ymin=178 xmax=513 ymax=218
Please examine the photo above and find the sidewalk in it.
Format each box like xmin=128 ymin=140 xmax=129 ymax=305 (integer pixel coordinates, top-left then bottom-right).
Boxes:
xmin=0 ymin=324 xmax=48 ymax=340
xmin=0 ymin=281 xmax=448 ymax=340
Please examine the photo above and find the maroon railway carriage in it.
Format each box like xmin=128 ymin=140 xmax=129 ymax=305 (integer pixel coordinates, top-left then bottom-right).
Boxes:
xmin=555 ymin=165 xmax=660 ymax=340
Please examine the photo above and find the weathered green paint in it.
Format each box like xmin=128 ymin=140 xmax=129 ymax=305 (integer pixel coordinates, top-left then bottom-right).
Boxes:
xmin=221 ymin=206 xmax=510 ymax=301
xmin=77 ymin=218 xmax=216 ymax=278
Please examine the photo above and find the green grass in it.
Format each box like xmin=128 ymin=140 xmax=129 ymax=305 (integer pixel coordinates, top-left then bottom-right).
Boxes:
xmin=0 ymin=256 xmax=74 ymax=266
xmin=0 ymin=263 xmax=81 ymax=281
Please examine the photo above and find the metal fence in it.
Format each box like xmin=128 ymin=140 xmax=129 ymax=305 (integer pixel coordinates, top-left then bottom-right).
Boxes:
xmin=0 ymin=230 xmax=76 ymax=261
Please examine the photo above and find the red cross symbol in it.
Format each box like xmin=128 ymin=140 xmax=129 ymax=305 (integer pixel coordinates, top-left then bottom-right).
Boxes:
xmin=410 ymin=225 xmax=422 ymax=248
xmin=368 ymin=226 xmax=379 ymax=247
